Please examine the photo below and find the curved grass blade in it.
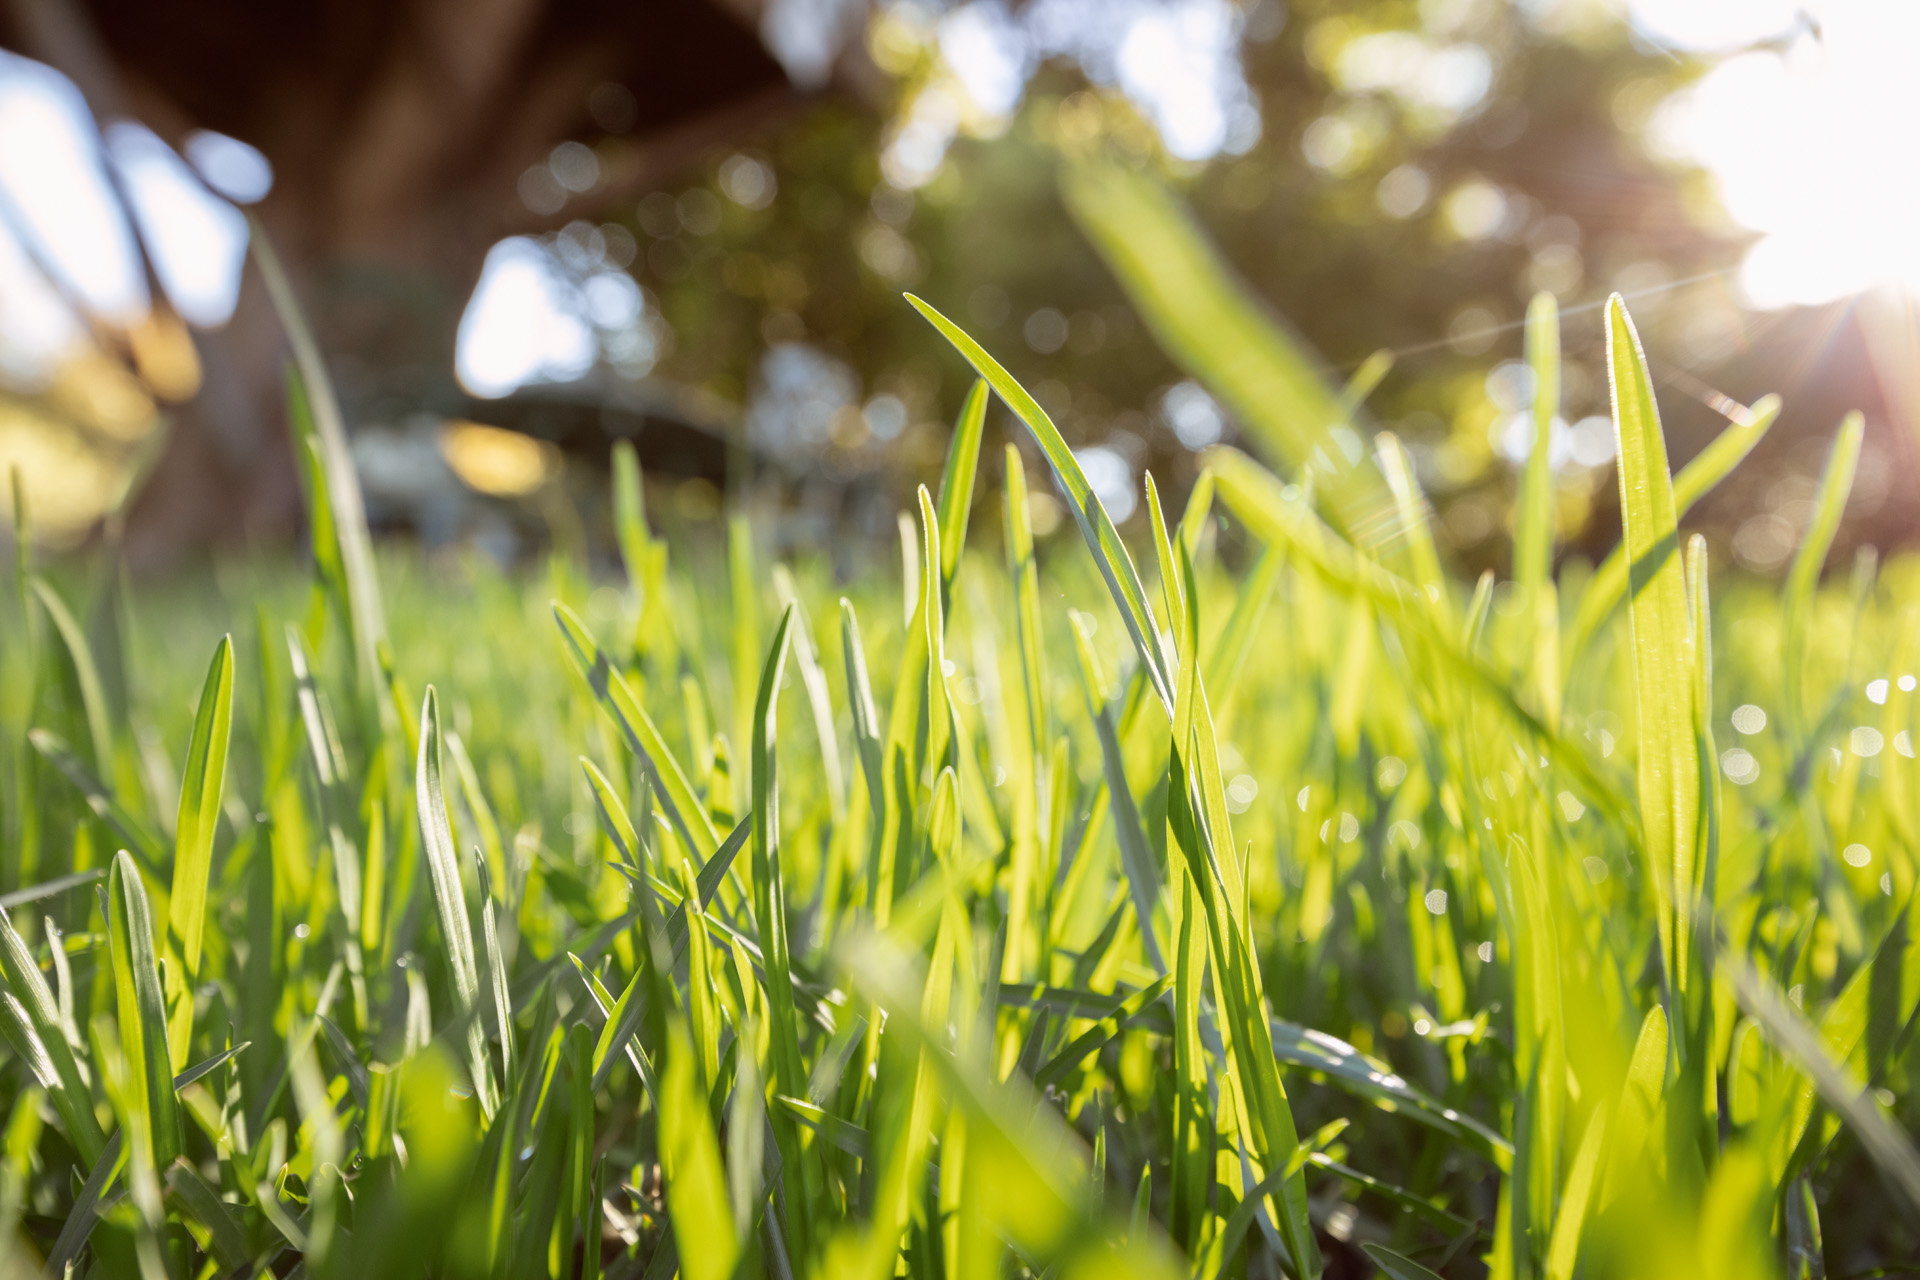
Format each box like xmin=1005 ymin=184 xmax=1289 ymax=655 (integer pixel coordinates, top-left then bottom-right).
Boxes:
xmin=1565 ymin=393 xmax=1780 ymax=659
xmin=106 ymin=849 xmax=182 ymax=1172
xmin=166 ymin=1157 xmax=249 ymax=1270
xmin=1058 ymin=160 xmax=1397 ymax=552
xmin=1270 ymin=1019 xmax=1511 ymax=1165
xmin=1726 ymin=952 xmax=1920 ymax=1214
xmin=1363 ymin=1243 xmax=1447 ymax=1280
xmin=43 ymin=1130 xmax=124 ymax=1276
xmin=935 ymin=378 xmax=989 ymax=595
xmin=165 ymin=635 xmax=233 ymax=1071
xmin=589 ymin=815 xmax=752 ymax=1091
xmin=906 ymin=293 xmax=1175 ymax=714
xmin=0 ymin=868 xmax=105 ymax=910
xmin=750 ymin=605 xmax=814 ymax=1251
xmin=254 ymin=222 xmax=388 ymax=687
xmin=28 ymin=728 xmax=165 ymax=872
xmin=416 ymin=688 xmax=494 ymax=1117
xmin=555 ymin=602 xmax=718 ymax=859
xmin=0 ymin=908 xmax=100 ymax=1168
xmin=29 ymin=577 xmax=113 ymax=777
xmin=1607 ymin=294 xmax=1698 ymax=1002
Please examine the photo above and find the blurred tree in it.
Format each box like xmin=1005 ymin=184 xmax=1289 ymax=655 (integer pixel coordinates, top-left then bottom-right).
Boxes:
xmin=614 ymin=0 xmax=1899 ymax=576
xmin=0 ymin=0 xmax=847 ymax=562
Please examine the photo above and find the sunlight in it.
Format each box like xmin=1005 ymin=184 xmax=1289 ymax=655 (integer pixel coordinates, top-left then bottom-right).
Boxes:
xmin=1642 ymin=0 xmax=1920 ymax=308
xmin=455 ymin=237 xmax=596 ymax=398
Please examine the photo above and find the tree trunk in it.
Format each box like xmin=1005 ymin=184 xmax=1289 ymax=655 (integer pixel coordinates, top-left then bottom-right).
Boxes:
xmin=1 ymin=0 xmax=805 ymax=566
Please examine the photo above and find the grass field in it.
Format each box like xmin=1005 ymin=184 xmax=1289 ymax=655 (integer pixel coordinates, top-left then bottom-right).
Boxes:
xmin=2 ymin=178 xmax=1920 ymax=1278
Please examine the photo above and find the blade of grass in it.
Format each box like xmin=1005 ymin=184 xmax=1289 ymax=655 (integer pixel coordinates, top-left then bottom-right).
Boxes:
xmin=906 ymin=293 xmax=1175 ymax=714
xmin=555 ymin=602 xmax=719 ymax=859
xmin=1564 ymin=393 xmax=1780 ymax=661
xmin=164 ymin=634 xmax=232 ymax=1072
xmin=1607 ymin=293 xmax=1699 ymax=1008
xmin=106 ymin=848 xmax=182 ymax=1172
xmin=0 ymin=906 xmax=104 ymax=1164
xmin=416 ymin=688 xmax=494 ymax=1117
xmin=1058 ymin=160 xmax=1396 ymax=552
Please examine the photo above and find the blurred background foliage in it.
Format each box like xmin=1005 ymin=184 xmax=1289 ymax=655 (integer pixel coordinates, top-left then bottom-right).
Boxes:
xmin=0 ymin=0 xmax=1910 ymax=580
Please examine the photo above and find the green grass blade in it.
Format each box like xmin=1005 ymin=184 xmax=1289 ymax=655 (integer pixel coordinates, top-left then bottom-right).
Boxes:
xmin=29 ymin=576 xmax=114 ymax=778
xmin=0 ymin=906 xmax=104 ymax=1163
xmin=1058 ymin=160 xmax=1396 ymax=552
xmin=1607 ymin=293 xmax=1699 ymax=1004
xmin=1544 ymin=1100 xmax=1609 ymax=1280
xmin=1363 ymin=1243 xmax=1447 ymax=1280
xmin=750 ymin=604 xmax=814 ymax=1253
xmin=42 ymin=1131 xmax=124 ymax=1275
xmin=164 ymin=634 xmax=233 ymax=1072
xmin=166 ymin=1157 xmax=250 ymax=1270
xmin=840 ymin=599 xmax=884 ymax=828
xmin=28 ymin=727 xmax=167 ymax=872
xmin=1515 ymin=292 xmax=1560 ymax=591
xmin=1565 ymin=393 xmax=1780 ymax=659
xmin=555 ymin=601 xmax=719 ymax=859
xmin=661 ymin=1018 xmax=740 ymax=1280
xmin=906 ymin=293 xmax=1175 ymax=714
xmin=107 ymin=848 xmax=182 ymax=1172
xmin=254 ymin=222 xmax=388 ymax=689
xmin=935 ymin=378 xmax=989 ymax=595
xmin=1069 ymin=612 xmax=1164 ymax=976
xmin=1726 ymin=953 xmax=1920 ymax=1214
xmin=416 ymin=687 xmax=494 ymax=1117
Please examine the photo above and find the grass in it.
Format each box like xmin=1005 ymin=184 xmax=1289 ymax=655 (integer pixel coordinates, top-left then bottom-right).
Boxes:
xmin=2 ymin=169 xmax=1920 ymax=1278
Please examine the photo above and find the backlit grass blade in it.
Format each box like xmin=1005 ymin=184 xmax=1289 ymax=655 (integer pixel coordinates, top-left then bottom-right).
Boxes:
xmin=1544 ymin=1101 xmax=1609 ymax=1280
xmin=1373 ymin=433 xmax=1449 ymax=619
xmin=589 ymin=815 xmax=751 ymax=1091
xmin=1565 ymin=393 xmax=1780 ymax=660
xmin=164 ymin=634 xmax=232 ymax=1071
xmin=29 ymin=577 xmax=114 ymax=777
xmin=1002 ymin=445 xmax=1048 ymax=763
xmin=555 ymin=601 xmax=719 ymax=859
xmin=935 ymin=379 xmax=989 ymax=595
xmin=28 ymin=727 xmax=167 ymax=871
xmin=447 ymin=729 xmax=508 ymax=908
xmin=773 ymin=566 xmax=847 ymax=824
xmin=840 ymin=929 xmax=1183 ymax=1280
xmin=1607 ymin=293 xmax=1699 ymax=1004
xmin=1069 ymin=612 xmax=1165 ymax=976
xmin=1782 ymin=413 xmax=1863 ymax=745
xmin=1207 ymin=446 xmax=1634 ymax=829
xmin=254 ymin=222 xmax=388 ymax=688
xmin=1517 ymin=293 xmax=1564 ymax=723
xmin=1058 ymin=160 xmax=1396 ymax=553
xmin=1363 ymin=1244 xmax=1447 ymax=1280
xmin=416 ymin=687 xmax=494 ymax=1117
xmin=475 ymin=850 xmax=515 ymax=1085
xmin=749 ymin=604 xmax=814 ymax=1255
xmin=1268 ymin=1018 xmax=1511 ymax=1164
xmin=840 ymin=599 xmax=884 ymax=828
xmin=906 ymin=293 xmax=1175 ymax=714
xmin=106 ymin=848 xmax=182 ymax=1172
xmin=661 ymin=1018 xmax=740 ymax=1280
xmin=1515 ymin=292 xmax=1560 ymax=592
xmin=1725 ymin=953 xmax=1920 ymax=1214
xmin=0 ymin=905 xmax=104 ymax=1162
xmin=167 ymin=1157 xmax=250 ymax=1270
